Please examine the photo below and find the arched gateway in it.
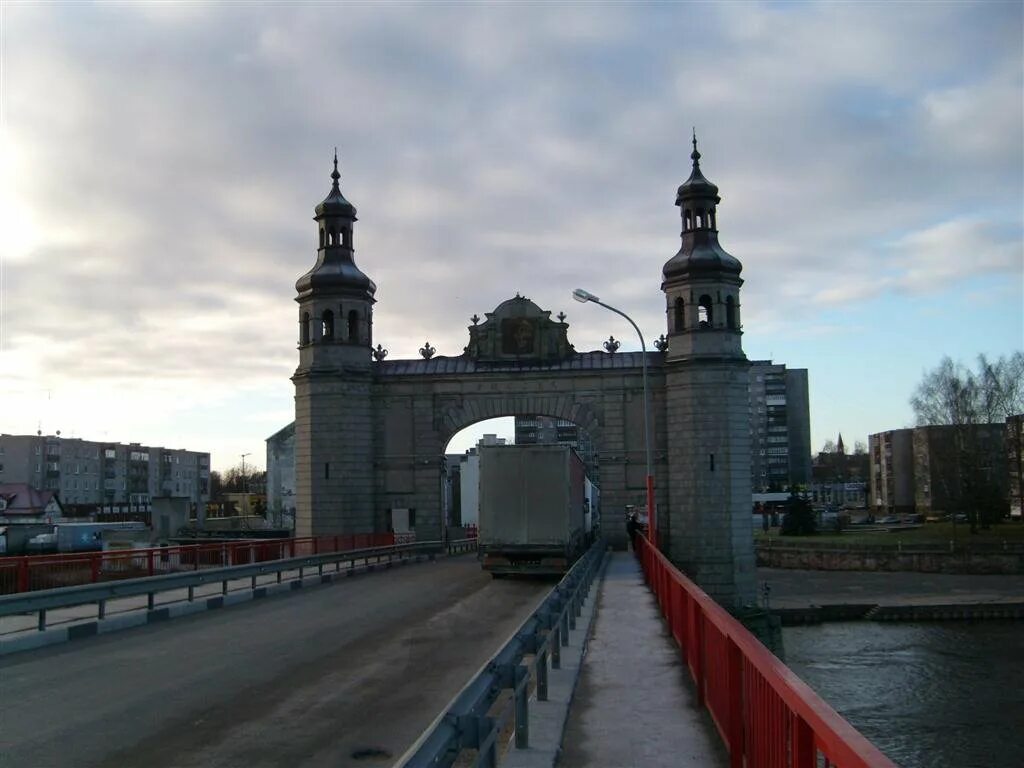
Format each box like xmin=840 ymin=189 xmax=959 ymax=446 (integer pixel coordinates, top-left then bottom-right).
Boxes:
xmin=293 ymin=140 xmax=756 ymax=607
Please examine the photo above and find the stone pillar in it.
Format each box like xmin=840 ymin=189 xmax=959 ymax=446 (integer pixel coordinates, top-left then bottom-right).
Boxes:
xmin=664 ymin=359 xmax=756 ymax=608
xmin=294 ymin=372 xmax=376 ymax=537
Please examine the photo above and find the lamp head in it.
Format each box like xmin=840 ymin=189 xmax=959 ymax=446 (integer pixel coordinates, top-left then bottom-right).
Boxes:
xmin=572 ymin=288 xmax=598 ymax=304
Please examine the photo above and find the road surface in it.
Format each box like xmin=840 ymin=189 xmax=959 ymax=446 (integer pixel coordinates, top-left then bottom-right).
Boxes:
xmin=0 ymin=556 xmax=550 ymax=767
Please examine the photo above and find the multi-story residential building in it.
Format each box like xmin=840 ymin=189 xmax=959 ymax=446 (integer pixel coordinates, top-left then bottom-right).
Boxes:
xmin=265 ymin=422 xmax=296 ymax=529
xmin=454 ymin=434 xmax=507 ymax=528
xmin=0 ymin=433 xmax=210 ymax=515
xmin=912 ymin=424 xmax=1007 ymax=519
xmin=1008 ymin=414 xmax=1023 ymax=519
xmin=514 ymin=416 xmax=599 ymax=484
xmin=748 ymin=361 xmax=811 ymax=492
xmin=869 ymin=429 xmax=916 ymax=514
xmin=870 ymin=424 xmax=1008 ymax=517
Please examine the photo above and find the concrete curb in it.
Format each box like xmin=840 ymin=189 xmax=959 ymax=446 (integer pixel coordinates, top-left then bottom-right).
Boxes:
xmin=503 ymin=547 xmax=611 ymax=768
xmin=0 ymin=553 xmax=439 ymax=658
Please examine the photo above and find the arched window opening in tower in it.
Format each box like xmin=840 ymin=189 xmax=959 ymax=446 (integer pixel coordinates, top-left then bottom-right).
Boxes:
xmin=709 ymin=209 xmax=716 ymax=229
xmin=684 ymin=210 xmax=692 ymax=231
xmin=696 ymin=211 xmax=704 ymax=229
xmin=674 ymin=297 xmax=684 ymax=332
xmin=348 ymin=310 xmax=359 ymax=342
xmin=698 ymin=295 xmax=713 ymax=328
xmin=322 ymin=309 xmax=335 ymax=340
xmin=725 ymin=296 xmax=736 ymax=329
xmin=300 ymin=312 xmax=310 ymax=345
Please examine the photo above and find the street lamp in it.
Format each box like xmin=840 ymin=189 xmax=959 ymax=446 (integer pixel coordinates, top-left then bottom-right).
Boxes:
xmin=572 ymin=288 xmax=656 ymax=547
xmin=240 ymin=453 xmax=251 ymax=498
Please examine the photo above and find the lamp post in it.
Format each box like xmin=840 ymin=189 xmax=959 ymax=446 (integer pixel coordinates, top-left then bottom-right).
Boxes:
xmin=240 ymin=453 xmax=251 ymax=512
xmin=572 ymin=288 xmax=656 ymax=547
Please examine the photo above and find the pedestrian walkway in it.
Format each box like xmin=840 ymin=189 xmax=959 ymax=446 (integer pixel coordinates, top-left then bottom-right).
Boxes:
xmin=558 ymin=551 xmax=728 ymax=768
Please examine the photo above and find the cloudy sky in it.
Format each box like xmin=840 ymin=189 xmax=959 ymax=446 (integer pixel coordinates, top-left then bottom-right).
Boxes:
xmin=2 ymin=2 xmax=1021 ymax=471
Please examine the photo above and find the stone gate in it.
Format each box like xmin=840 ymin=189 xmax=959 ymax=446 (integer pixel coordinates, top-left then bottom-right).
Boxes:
xmin=291 ymin=142 xmax=756 ymax=607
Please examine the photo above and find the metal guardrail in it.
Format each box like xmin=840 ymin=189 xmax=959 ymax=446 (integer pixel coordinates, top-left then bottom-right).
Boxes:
xmin=0 ymin=533 xmax=404 ymax=595
xmin=0 ymin=538 xmax=478 ymax=633
xmin=396 ymin=540 xmax=606 ymax=768
xmin=637 ymin=536 xmax=897 ymax=768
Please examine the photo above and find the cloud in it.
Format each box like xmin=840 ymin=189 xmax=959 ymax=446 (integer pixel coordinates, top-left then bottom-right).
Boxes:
xmin=2 ymin=2 xmax=1021 ymax=465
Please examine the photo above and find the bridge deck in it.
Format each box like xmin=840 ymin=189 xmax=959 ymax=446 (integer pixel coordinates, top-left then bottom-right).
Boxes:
xmin=559 ymin=551 xmax=728 ymax=767
xmin=0 ymin=555 xmax=549 ymax=767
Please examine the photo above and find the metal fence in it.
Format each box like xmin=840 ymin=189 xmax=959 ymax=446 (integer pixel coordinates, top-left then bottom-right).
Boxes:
xmin=0 ymin=538 xmax=479 ymax=633
xmin=397 ymin=540 xmax=605 ymax=767
xmin=636 ymin=536 xmax=897 ymax=768
xmin=0 ymin=534 xmax=428 ymax=595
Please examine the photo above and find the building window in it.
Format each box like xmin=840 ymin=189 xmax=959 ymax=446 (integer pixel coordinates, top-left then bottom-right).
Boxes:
xmin=348 ymin=310 xmax=359 ymax=342
xmin=698 ymin=295 xmax=713 ymax=328
xmin=322 ymin=309 xmax=335 ymax=340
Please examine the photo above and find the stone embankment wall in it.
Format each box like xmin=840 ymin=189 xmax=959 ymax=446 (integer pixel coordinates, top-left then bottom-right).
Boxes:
xmin=756 ymin=543 xmax=1024 ymax=575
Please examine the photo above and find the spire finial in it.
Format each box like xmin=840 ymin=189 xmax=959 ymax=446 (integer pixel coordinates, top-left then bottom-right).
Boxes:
xmin=330 ymin=147 xmax=340 ymax=190
xmin=691 ymin=128 xmax=701 ymax=165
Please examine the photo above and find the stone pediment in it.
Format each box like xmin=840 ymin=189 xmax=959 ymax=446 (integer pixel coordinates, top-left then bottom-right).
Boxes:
xmin=464 ymin=295 xmax=575 ymax=362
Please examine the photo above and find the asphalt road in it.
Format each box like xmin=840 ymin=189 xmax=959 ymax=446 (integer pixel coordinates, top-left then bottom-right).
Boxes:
xmin=0 ymin=556 xmax=551 ymax=768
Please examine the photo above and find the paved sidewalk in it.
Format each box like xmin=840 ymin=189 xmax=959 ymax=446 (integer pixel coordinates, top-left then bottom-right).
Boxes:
xmin=558 ymin=552 xmax=728 ymax=768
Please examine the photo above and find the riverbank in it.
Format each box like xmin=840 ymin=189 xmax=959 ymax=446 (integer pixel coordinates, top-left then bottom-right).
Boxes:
xmin=758 ymin=567 xmax=1024 ymax=624
xmin=755 ymin=530 xmax=1024 ymax=574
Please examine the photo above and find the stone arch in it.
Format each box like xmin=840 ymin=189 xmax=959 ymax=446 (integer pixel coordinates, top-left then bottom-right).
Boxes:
xmin=438 ymin=395 xmax=603 ymax=450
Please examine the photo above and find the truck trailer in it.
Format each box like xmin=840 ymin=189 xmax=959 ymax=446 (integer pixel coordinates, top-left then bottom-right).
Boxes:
xmin=478 ymin=444 xmax=588 ymax=576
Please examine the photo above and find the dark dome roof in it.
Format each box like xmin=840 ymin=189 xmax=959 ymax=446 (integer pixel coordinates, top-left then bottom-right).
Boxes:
xmin=315 ymin=187 xmax=356 ymax=218
xmin=492 ymin=295 xmax=544 ymax=316
xmin=295 ymin=256 xmax=376 ymax=296
xmin=675 ymin=165 xmax=719 ymax=203
xmin=675 ymin=141 xmax=719 ymax=204
xmin=662 ymin=231 xmax=742 ymax=280
xmin=315 ymin=152 xmax=357 ymax=219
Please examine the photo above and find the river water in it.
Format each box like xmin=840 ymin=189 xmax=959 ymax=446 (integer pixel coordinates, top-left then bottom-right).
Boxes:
xmin=784 ymin=622 xmax=1023 ymax=768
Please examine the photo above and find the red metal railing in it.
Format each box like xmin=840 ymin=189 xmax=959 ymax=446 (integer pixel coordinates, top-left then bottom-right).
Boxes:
xmin=0 ymin=534 xmax=395 ymax=595
xmin=636 ymin=536 xmax=897 ymax=768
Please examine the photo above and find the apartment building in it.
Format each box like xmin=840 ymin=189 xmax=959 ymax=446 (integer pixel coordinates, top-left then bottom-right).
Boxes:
xmin=748 ymin=361 xmax=811 ymax=492
xmin=0 ymin=433 xmax=210 ymax=514
xmin=514 ymin=416 xmax=599 ymax=484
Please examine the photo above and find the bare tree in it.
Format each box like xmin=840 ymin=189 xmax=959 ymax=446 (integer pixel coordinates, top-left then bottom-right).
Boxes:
xmin=910 ymin=353 xmax=1022 ymax=531
xmin=911 ymin=353 xmax=1024 ymax=426
xmin=853 ymin=440 xmax=867 ymax=455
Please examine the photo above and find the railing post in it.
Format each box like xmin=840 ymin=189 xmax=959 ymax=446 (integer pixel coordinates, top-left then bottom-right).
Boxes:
xmin=38 ymin=609 xmax=46 ymax=632
xmin=552 ymin=626 xmax=561 ymax=669
xmin=537 ymin=647 xmax=549 ymax=701
xmin=91 ymin=553 xmax=101 ymax=583
xmin=147 ymin=550 xmax=154 ymax=577
xmin=514 ymin=665 xmax=529 ymax=748
xmin=792 ymin=715 xmax=816 ymax=768
xmin=17 ymin=559 xmax=29 ymax=593
xmin=694 ymin=609 xmax=706 ymax=707
xmin=727 ymin=637 xmax=744 ymax=768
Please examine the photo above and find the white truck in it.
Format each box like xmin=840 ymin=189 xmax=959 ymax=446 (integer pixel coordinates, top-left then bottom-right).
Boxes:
xmin=478 ymin=444 xmax=588 ymax=576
